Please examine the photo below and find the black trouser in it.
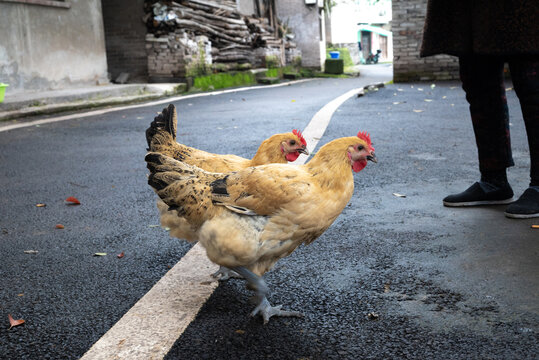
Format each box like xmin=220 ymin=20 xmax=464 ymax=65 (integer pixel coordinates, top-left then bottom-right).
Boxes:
xmin=459 ymin=55 xmax=539 ymax=186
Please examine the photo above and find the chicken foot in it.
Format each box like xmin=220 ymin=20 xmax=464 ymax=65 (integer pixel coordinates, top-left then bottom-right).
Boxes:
xmin=212 ymin=266 xmax=243 ymax=281
xmin=231 ymin=266 xmax=304 ymax=324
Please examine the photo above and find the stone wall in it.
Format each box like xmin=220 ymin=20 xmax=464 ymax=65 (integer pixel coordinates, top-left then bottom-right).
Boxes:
xmin=101 ymin=0 xmax=148 ymax=82
xmin=391 ymin=0 xmax=459 ymax=82
xmin=146 ymin=32 xmax=210 ymax=82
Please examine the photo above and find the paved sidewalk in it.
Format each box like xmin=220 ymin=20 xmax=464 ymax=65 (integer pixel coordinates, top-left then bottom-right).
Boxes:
xmin=0 ymin=83 xmax=180 ymax=121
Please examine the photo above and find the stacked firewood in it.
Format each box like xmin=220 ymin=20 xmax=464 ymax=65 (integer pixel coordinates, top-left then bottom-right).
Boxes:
xmin=144 ymin=0 xmax=296 ymax=65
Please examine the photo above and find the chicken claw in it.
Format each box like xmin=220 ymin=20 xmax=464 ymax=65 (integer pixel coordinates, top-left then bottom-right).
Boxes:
xmin=211 ymin=266 xmax=243 ymax=281
xmin=232 ymin=266 xmax=303 ymax=324
xmin=251 ymin=297 xmax=304 ymax=324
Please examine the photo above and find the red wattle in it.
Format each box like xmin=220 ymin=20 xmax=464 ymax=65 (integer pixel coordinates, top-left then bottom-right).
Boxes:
xmin=285 ymin=151 xmax=300 ymax=162
xmin=352 ymin=159 xmax=367 ymax=172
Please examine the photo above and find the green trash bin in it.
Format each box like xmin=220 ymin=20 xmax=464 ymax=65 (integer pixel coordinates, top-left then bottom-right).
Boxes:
xmin=0 ymin=83 xmax=8 ymax=103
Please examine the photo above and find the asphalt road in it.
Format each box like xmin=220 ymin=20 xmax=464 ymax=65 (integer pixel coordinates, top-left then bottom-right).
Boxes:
xmin=1 ymin=66 xmax=538 ymax=359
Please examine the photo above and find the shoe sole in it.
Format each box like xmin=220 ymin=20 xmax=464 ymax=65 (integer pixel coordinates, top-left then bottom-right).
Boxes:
xmin=504 ymin=212 xmax=539 ymax=219
xmin=443 ymin=198 xmax=514 ymax=207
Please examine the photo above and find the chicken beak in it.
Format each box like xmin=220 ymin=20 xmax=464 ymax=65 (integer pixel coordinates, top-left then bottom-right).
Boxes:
xmin=298 ymin=146 xmax=309 ymax=155
xmin=367 ymin=152 xmax=377 ymax=163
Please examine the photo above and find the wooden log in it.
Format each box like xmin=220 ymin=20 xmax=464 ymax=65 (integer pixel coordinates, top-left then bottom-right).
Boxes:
xmin=171 ymin=3 xmax=247 ymax=25
xmin=179 ymin=0 xmax=241 ymax=19
xmin=174 ymin=18 xmax=247 ymax=44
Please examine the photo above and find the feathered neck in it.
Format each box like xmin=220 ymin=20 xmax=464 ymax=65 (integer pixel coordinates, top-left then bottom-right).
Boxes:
xmin=249 ymin=133 xmax=290 ymax=166
xmin=304 ymin=137 xmax=357 ymax=190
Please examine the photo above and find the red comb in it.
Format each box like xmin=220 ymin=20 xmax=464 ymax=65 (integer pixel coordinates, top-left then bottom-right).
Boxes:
xmin=292 ymin=129 xmax=307 ymax=146
xmin=357 ymin=131 xmax=374 ymax=151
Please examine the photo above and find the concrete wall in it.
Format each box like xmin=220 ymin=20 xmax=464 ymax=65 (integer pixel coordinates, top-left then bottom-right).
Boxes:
xmin=391 ymin=0 xmax=459 ymax=82
xmin=101 ymin=0 xmax=148 ymax=82
xmin=276 ymin=0 xmax=325 ymax=69
xmin=0 ymin=0 xmax=108 ymax=92
xmin=237 ymin=0 xmax=255 ymax=16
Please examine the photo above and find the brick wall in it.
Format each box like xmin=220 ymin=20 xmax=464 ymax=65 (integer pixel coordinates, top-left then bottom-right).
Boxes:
xmin=391 ymin=0 xmax=459 ymax=82
xmin=101 ymin=0 xmax=148 ymax=82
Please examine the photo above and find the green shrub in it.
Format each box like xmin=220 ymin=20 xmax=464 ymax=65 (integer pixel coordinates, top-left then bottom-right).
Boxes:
xmin=326 ymin=47 xmax=354 ymax=68
xmin=265 ymin=55 xmax=280 ymax=69
xmin=265 ymin=68 xmax=281 ymax=78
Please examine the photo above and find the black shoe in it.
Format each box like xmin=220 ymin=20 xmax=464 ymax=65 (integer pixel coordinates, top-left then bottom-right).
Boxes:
xmin=443 ymin=182 xmax=514 ymax=207
xmin=504 ymin=188 xmax=539 ymax=219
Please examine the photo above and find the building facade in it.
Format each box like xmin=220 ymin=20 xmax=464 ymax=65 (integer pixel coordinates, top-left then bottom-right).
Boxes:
xmin=0 ymin=0 xmax=109 ymax=93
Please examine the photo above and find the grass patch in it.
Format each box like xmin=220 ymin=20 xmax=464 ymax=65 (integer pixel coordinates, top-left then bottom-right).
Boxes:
xmin=265 ymin=68 xmax=282 ymax=78
xmin=193 ymin=72 xmax=256 ymax=91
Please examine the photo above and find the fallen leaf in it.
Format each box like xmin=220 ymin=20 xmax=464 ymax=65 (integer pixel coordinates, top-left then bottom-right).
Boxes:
xmin=24 ymin=250 xmax=39 ymax=254
xmin=36 ymin=203 xmax=46 ymax=207
xmin=532 ymin=225 xmax=539 ymax=229
xmin=117 ymin=252 xmax=125 ymax=259
xmin=235 ymin=329 xmax=245 ymax=334
xmin=55 ymin=224 xmax=65 ymax=229
xmin=392 ymin=193 xmax=406 ymax=198
xmin=65 ymin=196 xmax=81 ymax=205
xmin=424 ymin=99 xmax=433 ymax=102
xmin=413 ymin=109 xmax=424 ymax=113
xmin=148 ymin=225 xmax=160 ymax=228
xmin=8 ymin=314 xmax=25 ymax=330
xmin=17 ymin=294 xmax=24 ymax=297
xmin=94 ymin=253 xmax=107 ymax=256
xmin=384 ymin=283 xmax=391 ymax=293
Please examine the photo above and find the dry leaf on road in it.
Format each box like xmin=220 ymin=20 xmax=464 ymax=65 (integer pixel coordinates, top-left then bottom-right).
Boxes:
xmin=65 ymin=196 xmax=81 ymax=205
xmin=8 ymin=314 xmax=25 ymax=330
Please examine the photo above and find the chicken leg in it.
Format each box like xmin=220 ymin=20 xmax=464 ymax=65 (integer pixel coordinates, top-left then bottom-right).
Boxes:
xmin=231 ymin=266 xmax=304 ymax=324
xmin=212 ymin=266 xmax=243 ymax=281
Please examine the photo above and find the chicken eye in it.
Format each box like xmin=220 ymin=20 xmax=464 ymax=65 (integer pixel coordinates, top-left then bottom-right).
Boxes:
xmin=357 ymin=145 xmax=364 ymax=150
xmin=290 ymin=140 xmax=296 ymax=145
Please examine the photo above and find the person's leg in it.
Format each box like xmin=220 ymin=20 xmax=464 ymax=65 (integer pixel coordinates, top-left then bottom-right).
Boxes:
xmin=443 ymin=55 xmax=514 ymax=206
xmin=504 ymin=57 xmax=539 ymax=218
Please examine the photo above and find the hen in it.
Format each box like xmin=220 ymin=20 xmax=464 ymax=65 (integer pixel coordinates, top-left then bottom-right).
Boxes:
xmin=146 ymin=104 xmax=309 ymax=172
xmin=146 ymin=104 xmax=309 ymax=267
xmin=146 ymin=131 xmax=376 ymax=323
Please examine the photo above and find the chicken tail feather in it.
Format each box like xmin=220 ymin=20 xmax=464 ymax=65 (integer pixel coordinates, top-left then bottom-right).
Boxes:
xmin=146 ymin=103 xmax=177 ymax=150
xmin=146 ymin=152 xmax=219 ymax=226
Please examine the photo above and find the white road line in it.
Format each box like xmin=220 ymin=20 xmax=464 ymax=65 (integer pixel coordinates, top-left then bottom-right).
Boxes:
xmin=80 ymin=86 xmax=362 ymax=360
xmin=0 ymin=79 xmax=313 ymax=133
